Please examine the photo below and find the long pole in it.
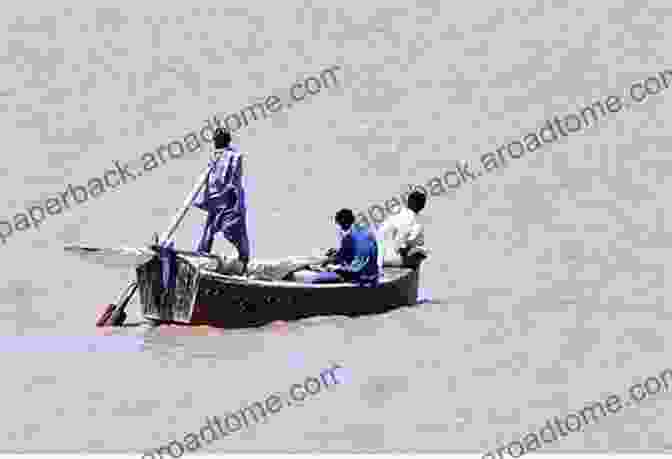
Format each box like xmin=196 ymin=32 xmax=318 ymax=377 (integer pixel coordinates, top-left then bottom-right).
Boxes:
xmin=158 ymin=162 xmax=214 ymax=245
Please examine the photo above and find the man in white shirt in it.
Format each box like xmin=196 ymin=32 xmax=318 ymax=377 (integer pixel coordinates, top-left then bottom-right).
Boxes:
xmin=376 ymin=190 xmax=428 ymax=270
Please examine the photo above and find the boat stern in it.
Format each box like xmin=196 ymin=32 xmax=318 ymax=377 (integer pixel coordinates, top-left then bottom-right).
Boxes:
xmin=136 ymin=255 xmax=201 ymax=323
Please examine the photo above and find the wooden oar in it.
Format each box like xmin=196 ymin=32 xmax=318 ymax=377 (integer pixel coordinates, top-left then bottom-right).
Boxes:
xmin=96 ymin=281 xmax=138 ymax=327
xmin=64 ymin=245 xmax=155 ymax=268
xmin=99 ymin=161 xmax=216 ymax=327
xmin=64 ymin=245 xmax=223 ymax=269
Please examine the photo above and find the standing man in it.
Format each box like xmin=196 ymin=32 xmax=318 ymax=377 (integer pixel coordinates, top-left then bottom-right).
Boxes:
xmin=193 ymin=128 xmax=250 ymax=275
xmin=376 ymin=190 xmax=428 ymax=270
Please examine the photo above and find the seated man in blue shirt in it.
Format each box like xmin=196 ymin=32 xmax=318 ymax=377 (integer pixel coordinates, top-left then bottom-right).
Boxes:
xmin=312 ymin=208 xmax=380 ymax=286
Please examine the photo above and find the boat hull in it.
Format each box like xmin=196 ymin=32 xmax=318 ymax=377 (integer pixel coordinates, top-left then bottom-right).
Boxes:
xmin=137 ymin=254 xmax=420 ymax=329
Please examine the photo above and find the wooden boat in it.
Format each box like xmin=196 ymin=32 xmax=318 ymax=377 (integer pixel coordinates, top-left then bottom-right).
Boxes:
xmin=66 ymin=153 xmax=426 ymax=329
xmin=136 ymin=252 xmax=421 ymax=329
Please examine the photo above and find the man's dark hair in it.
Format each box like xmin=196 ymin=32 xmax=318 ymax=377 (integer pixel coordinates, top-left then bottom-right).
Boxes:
xmin=407 ymin=190 xmax=427 ymax=213
xmin=213 ymin=128 xmax=232 ymax=149
xmin=335 ymin=208 xmax=355 ymax=229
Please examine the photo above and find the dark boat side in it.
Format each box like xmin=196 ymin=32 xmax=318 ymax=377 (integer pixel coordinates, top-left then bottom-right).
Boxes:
xmin=137 ymin=254 xmax=420 ymax=329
